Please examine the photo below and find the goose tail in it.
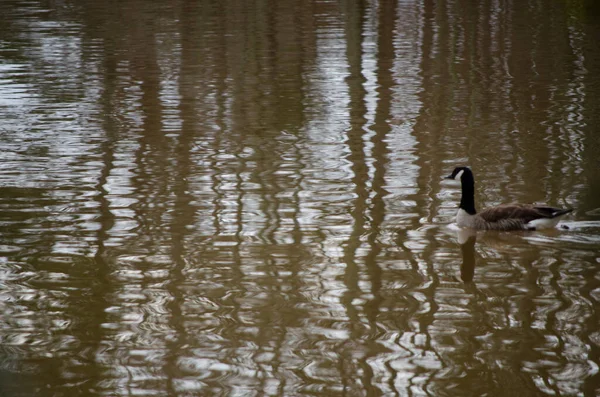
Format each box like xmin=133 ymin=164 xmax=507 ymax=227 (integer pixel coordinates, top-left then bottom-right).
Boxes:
xmin=551 ymin=208 xmax=573 ymax=218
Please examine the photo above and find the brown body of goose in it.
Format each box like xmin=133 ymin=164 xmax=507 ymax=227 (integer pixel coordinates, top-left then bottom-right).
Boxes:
xmin=446 ymin=167 xmax=573 ymax=231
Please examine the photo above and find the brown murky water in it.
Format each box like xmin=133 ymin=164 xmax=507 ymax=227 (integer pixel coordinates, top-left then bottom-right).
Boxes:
xmin=1 ymin=0 xmax=600 ymax=395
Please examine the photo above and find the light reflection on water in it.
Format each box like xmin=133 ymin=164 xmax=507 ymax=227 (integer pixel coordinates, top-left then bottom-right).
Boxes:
xmin=1 ymin=0 xmax=600 ymax=396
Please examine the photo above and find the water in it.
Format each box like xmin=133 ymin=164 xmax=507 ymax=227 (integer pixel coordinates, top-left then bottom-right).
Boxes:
xmin=1 ymin=0 xmax=600 ymax=395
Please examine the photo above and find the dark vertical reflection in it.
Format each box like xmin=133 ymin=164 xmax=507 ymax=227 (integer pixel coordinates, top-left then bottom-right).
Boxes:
xmin=163 ymin=2 xmax=195 ymax=393
xmin=243 ymin=1 xmax=312 ymax=394
xmin=364 ymin=0 xmax=395 ymax=327
xmin=83 ymin=26 xmax=119 ymax=395
xmin=408 ymin=0 xmax=444 ymax=392
xmin=360 ymin=0 xmax=396 ymax=394
xmin=122 ymin=3 xmax=170 ymax=395
xmin=459 ymin=235 xmax=476 ymax=284
xmin=339 ymin=0 xmax=367 ymax=393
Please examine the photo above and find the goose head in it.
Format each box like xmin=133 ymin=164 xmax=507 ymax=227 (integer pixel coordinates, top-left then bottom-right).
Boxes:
xmin=445 ymin=166 xmax=472 ymax=181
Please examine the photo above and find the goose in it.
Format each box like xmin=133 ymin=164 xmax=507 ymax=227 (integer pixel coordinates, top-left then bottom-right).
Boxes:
xmin=445 ymin=166 xmax=573 ymax=231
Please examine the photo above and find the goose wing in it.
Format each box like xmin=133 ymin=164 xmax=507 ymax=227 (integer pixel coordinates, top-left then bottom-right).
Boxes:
xmin=477 ymin=204 xmax=560 ymax=224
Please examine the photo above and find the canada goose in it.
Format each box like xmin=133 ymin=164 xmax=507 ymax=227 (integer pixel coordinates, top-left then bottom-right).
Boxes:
xmin=445 ymin=167 xmax=573 ymax=231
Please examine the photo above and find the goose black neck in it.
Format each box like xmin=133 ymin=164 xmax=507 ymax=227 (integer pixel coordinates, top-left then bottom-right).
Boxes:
xmin=459 ymin=169 xmax=477 ymax=215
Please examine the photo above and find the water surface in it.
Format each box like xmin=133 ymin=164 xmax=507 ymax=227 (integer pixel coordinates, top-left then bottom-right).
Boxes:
xmin=1 ymin=0 xmax=600 ymax=396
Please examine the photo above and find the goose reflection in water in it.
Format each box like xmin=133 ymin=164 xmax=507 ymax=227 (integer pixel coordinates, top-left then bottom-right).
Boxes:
xmin=453 ymin=225 xmax=576 ymax=285
xmin=456 ymin=228 xmax=477 ymax=284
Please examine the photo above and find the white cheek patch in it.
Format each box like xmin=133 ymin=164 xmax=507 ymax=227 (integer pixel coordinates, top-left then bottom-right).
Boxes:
xmin=455 ymin=169 xmax=464 ymax=180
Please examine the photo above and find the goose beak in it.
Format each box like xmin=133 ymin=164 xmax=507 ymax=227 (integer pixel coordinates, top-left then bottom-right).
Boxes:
xmin=444 ymin=174 xmax=453 ymax=180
